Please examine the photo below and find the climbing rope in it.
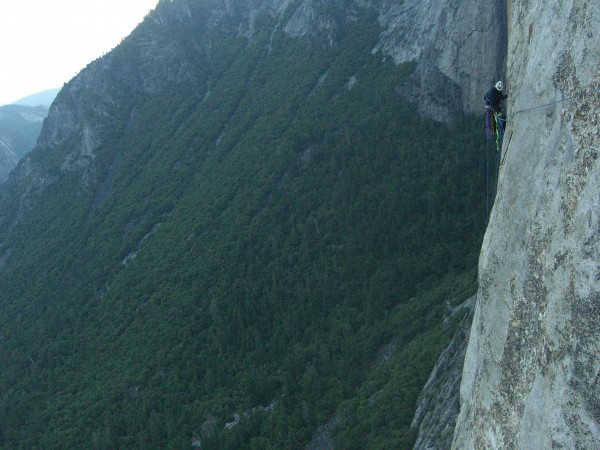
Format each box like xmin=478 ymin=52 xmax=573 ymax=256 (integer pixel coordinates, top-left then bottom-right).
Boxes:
xmin=499 ymin=130 xmax=513 ymax=167
xmin=499 ymin=86 xmax=600 ymax=165
xmin=483 ymin=108 xmax=504 ymax=220
xmin=484 ymin=86 xmax=598 ymax=217
xmin=486 ymin=136 xmax=490 ymax=220
xmin=513 ymin=86 xmax=600 ymax=115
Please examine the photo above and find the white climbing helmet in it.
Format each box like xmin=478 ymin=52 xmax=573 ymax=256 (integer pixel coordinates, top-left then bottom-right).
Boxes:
xmin=495 ymin=81 xmax=504 ymax=91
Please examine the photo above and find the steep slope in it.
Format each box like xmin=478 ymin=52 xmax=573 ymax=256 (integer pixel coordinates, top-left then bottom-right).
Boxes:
xmin=453 ymin=1 xmax=600 ymax=448
xmin=0 ymin=0 xmax=504 ymax=448
xmin=0 ymin=104 xmax=47 ymax=182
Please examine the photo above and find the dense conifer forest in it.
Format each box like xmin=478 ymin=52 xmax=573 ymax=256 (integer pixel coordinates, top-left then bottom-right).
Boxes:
xmin=0 ymin=3 xmax=492 ymax=448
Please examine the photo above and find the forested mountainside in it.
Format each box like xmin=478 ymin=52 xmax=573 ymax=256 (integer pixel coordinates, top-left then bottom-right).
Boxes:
xmin=0 ymin=0 xmax=503 ymax=448
xmin=0 ymin=104 xmax=47 ymax=182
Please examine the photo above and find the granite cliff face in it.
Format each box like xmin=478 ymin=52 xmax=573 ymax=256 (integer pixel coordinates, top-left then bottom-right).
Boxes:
xmin=283 ymin=0 xmax=507 ymax=120
xmin=374 ymin=0 xmax=506 ymax=121
xmin=453 ymin=1 xmax=600 ymax=448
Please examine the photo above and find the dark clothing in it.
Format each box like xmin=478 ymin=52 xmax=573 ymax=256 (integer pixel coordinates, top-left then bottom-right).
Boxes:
xmin=484 ymin=87 xmax=507 ymax=113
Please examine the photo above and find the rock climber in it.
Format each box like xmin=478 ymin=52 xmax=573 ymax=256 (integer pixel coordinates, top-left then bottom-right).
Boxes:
xmin=484 ymin=81 xmax=507 ymax=116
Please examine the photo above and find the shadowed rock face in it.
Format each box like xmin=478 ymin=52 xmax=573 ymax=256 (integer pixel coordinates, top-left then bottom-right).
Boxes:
xmin=374 ymin=0 xmax=507 ymax=121
xmin=282 ymin=0 xmax=507 ymax=121
xmin=412 ymin=298 xmax=475 ymax=450
xmin=453 ymin=1 xmax=600 ymax=449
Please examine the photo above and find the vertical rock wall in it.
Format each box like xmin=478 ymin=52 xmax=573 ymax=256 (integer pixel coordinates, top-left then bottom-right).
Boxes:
xmin=374 ymin=0 xmax=507 ymax=121
xmin=453 ymin=1 xmax=600 ymax=448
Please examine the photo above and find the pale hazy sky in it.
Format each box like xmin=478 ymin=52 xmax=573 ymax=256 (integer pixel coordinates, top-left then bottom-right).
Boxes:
xmin=0 ymin=0 xmax=159 ymax=106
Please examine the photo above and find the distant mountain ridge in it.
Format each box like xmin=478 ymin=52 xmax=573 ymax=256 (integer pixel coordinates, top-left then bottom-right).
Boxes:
xmin=0 ymin=104 xmax=47 ymax=183
xmin=11 ymin=88 xmax=59 ymax=107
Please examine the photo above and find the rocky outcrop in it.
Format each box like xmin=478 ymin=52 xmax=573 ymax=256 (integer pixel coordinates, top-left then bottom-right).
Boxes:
xmin=3 ymin=1 xmax=204 ymax=205
xmin=412 ymin=298 xmax=475 ymax=450
xmin=453 ymin=1 xmax=600 ymax=448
